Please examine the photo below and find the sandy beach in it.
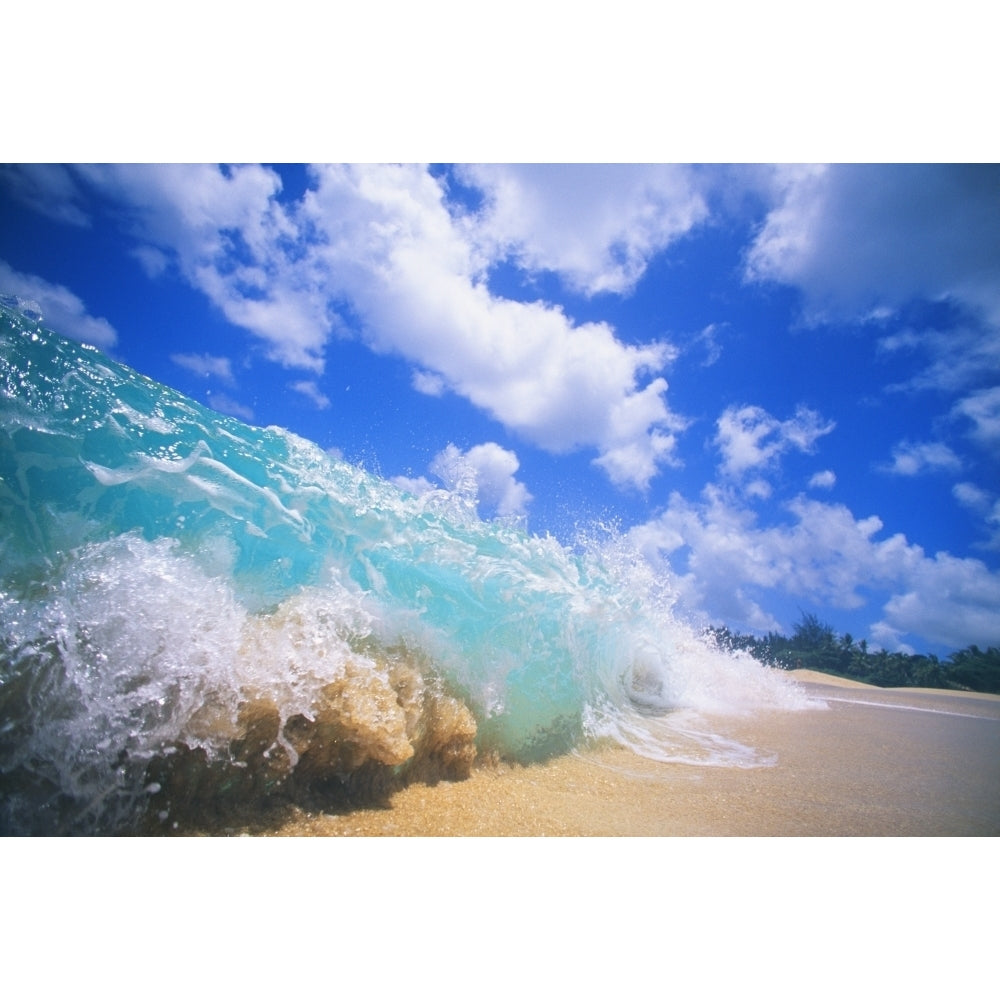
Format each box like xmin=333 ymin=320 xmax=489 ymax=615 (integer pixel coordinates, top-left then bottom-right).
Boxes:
xmin=258 ymin=672 xmax=1000 ymax=836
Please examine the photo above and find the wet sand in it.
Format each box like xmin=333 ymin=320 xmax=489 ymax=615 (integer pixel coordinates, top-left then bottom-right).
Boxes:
xmin=263 ymin=674 xmax=1000 ymax=836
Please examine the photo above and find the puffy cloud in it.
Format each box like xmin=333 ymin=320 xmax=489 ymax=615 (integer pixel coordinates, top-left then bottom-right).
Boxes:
xmin=953 ymin=482 xmax=1000 ymax=552
xmin=0 ymin=164 xmax=91 ymax=227
xmin=630 ymin=488 xmax=1000 ymax=650
xmin=692 ymin=322 xmax=726 ymax=367
xmin=0 ymin=260 xmax=117 ymax=347
xmin=77 ymin=163 xmax=332 ymax=372
xmin=53 ymin=163 xmax=686 ymax=492
xmin=745 ymin=164 xmax=1000 ymax=327
xmin=170 ymin=352 xmax=236 ymax=384
xmin=429 ymin=442 xmax=532 ymax=520
xmin=458 ymin=164 xmax=709 ymax=295
xmin=205 ymin=391 xmax=254 ymax=422
xmin=714 ymin=403 xmax=835 ymax=480
xmin=391 ymin=474 xmax=435 ymax=498
xmin=809 ymin=469 xmax=836 ymax=489
xmin=880 ymin=439 xmax=962 ymax=476
xmin=745 ymin=479 xmax=773 ymax=500
xmin=411 ymin=370 xmax=447 ymax=396
xmin=290 ymin=380 xmax=330 ymax=410
xmin=299 ymin=164 xmax=684 ymax=490
xmin=952 ymin=385 xmax=1000 ymax=449
xmin=878 ymin=324 xmax=1000 ymax=469
xmin=591 ymin=379 xmax=689 ymax=491
xmin=879 ymin=323 xmax=1000 ymax=395
xmin=877 ymin=553 xmax=1000 ymax=651
xmin=131 ymin=245 xmax=170 ymax=279
xmin=953 ymin=481 xmax=992 ymax=512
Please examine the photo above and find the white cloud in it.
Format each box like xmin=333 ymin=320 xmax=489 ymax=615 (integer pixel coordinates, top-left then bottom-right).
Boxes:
xmin=953 ymin=482 xmax=1000 ymax=552
xmin=131 ymin=245 xmax=170 ymax=279
xmin=877 ymin=553 xmax=1000 ymax=651
xmin=77 ymin=163 xmax=332 ymax=372
xmin=391 ymin=474 xmax=435 ymax=498
xmin=429 ymin=442 xmax=532 ymax=520
xmin=591 ymin=382 xmax=689 ymax=492
xmin=952 ymin=385 xmax=1000 ymax=449
xmin=745 ymin=164 xmax=1000 ymax=327
xmin=745 ymin=479 xmax=773 ymax=500
xmin=0 ymin=260 xmax=117 ymax=348
xmin=809 ymin=469 xmax=836 ymax=489
xmin=633 ymin=489 xmax=900 ymax=614
xmin=880 ymin=439 xmax=962 ymax=476
xmin=205 ymin=391 xmax=254 ymax=422
xmin=458 ymin=164 xmax=709 ymax=295
xmin=0 ymin=164 xmax=91 ymax=227
xmin=692 ymin=322 xmax=726 ymax=367
xmin=953 ymin=481 xmax=992 ymax=512
xmin=59 ymin=163 xmax=687 ymax=492
xmin=171 ymin=352 xmax=236 ymax=384
xmin=290 ymin=379 xmax=330 ymax=410
xmin=630 ymin=488 xmax=1000 ymax=650
xmin=867 ymin=622 xmax=915 ymax=656
xmin=298 ymin=164 xmax=684 ymax=490
xmin=714 ymin=403 xmax=835 ymax=480
xmin=879 ymin=324 xmax=1000 ymax=395
xmin=411 ymin=370 xmax=446 ymax=396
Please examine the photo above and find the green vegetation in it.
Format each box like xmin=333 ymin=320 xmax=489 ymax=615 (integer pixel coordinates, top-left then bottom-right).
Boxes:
xmin=707 ymin=613 xmax=1000 ymax=695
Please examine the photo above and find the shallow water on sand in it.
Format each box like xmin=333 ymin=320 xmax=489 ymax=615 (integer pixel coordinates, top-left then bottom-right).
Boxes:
xmin=259 ymin=681 xmax=1000 ymax=836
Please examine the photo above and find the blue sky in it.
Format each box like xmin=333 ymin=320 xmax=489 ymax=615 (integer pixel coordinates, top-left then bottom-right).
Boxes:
xmin=2 ymin=163 xmax=999 ymax=656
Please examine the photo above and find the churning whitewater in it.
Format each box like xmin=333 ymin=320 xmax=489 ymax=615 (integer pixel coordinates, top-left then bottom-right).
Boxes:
xmin=0 ymin=300 xmax=810 ymax=834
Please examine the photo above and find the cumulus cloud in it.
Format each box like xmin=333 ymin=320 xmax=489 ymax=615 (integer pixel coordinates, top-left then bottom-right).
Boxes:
xmin=205 ymin=391 xmax=254 ymax=422
xmin=714 ymin=404 xmax=835 ymax=480
xmin=393 ymin=444 xmax=532 ymax=522
xmin=809 ymin=469 xmax=836 ymax=489
xmin=171 ymin=352 xmax=236 ymax=384
xmin=692 ymin=322 xmax=726 ymax=367
xmin=953 ymin=481 xmax=992 ymax=512
xmin=299 ymin=164 xmax=685 ymax=490
xmin=43 ymin=163 xmax=687 ymax=492
xmin=880 ymin=439 xmax=962 ymax=476
xmin=429 ymin=442 xmax=532 ymax=520
xmin=290 ymin=379 xmax=330 ymax=410
xmin=411 ymin=370 xmax=447 ymax=396
xmin=391 ymin=474 xmax=436 ymax=498
xmin=745 ymin=164 xmax=1000 ymax=327
xmin=630 ymin=488 xmax=1000 ymax=650
xmin=745 ymin=479 xmax=773 ymax=500
xmin=953 ymin=482 xmax=1000 ymax=552
xmin=0 ymin=164 xmax=91 ymax=227
xmin=952 ymin=386 xmax=1000 ymax=449
xmin=879 ymin=323 xmax=1000 ymax=395
xmin=0 ymin=260 xmax=117 ymax=347
xmin=458 ymin=164 xmax=709 ymax=295
xmin=633 ymin=489 xmax=901 ymax=617
xmin=877 ymin=553 xmax=1000 ymax=651
xmin=131 ymin=245 xmax=171 ymax=279
xmin=76 ymin=163 xmax=333 ymax=372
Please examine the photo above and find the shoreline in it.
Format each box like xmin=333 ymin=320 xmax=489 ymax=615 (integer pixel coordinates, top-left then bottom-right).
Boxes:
xmin=788 ymin=667 xmax=1000 ymax=699
xmin=245 ymin=672 xmax=1000 ymax=837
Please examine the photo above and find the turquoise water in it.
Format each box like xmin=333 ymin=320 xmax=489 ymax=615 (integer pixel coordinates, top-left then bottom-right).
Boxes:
xmin=0 ymin=300 xmax=808 ymax=833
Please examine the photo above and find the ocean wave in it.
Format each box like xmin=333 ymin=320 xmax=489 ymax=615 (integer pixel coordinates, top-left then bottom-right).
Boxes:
xmin=0 ymin=301 xmax=811 ymax=834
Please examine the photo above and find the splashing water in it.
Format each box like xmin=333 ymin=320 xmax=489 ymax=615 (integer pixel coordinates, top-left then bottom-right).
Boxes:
xmin=0 ymin=300 xmax=811 ymax=833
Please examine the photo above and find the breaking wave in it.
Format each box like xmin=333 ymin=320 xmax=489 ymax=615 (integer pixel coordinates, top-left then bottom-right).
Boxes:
xmin=0 ymin=299 xmax=810 ymax=834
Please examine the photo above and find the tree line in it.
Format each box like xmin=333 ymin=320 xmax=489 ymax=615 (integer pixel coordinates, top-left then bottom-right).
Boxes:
xmin=707 ymin=613 xmax=1000 ymax=695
